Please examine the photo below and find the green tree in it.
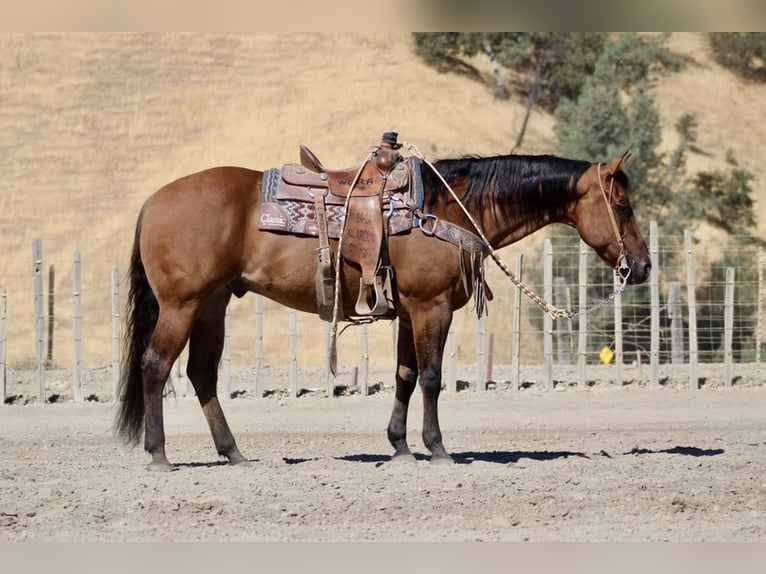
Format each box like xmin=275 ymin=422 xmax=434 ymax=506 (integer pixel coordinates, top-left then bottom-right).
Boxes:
xmin=412 ymin=33 xmax=607 ymax=148
xmin=709 ymin=33 xmax=766 ymax=82
xmin=689 ymin=152 xmax=757 ymax=236
xmin=555 ymin=33 xmax=683 ymax=229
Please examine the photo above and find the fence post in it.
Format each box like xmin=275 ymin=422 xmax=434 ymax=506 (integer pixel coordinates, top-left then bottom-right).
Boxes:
xmin=289 ymin=309 xmax=297 ymax=398
xmin=446 ymin=324 xmax=456 ymax=393
xmin=33 ymin=238 xmax=45 ymax=404
xmin=724 ymin=267 xmax=735 ymax=386
xmin=184 ymin=345 xmax=193 ymax=397
xmin=1 ymin=288 xmax=6 ymax=405
xmin=512 ymin=254 xmax=523 ymax=392
xmin=485 ymin=332 xmax=494 ymax=387
xmin=577 ymin=241 xmax=588 ymax=388
xmin=543 ymin=239 xmax=553 ymax=391
xmin=47 ymin=264 xmax=55 ymax=367
xmin=554 ymin=278 xmax=572 ymax=365
xmin=668 ymin=282 xmax=683 ymax=365
xmin=72 ymin=250 xmax=83 ymax=402
xmin=613 ymin=271 xmax=623 ymax=386
xmin=324 ymin=321 xmax=333 ymax=398
xmin=391 ymin=317 xmax=398 ymax=362
xmin=254 ymin=294 xmax=264 ymax=398
xmin=221 ymin=305 xmax=231 ymax=399
xmin=684 ymin=231 xmax=699 ymax=389
xmin=757 ymin=248 xmax=763 ymax=367
xmin=649 ymin=221 xmax=660 ymax=388
xmin=111 ymin=265 xmax=121 ymax=402
xmin=476 ymin=315 xmax=486 ymax=391
xmin=360 ymin=323 xmax=369 ymax=396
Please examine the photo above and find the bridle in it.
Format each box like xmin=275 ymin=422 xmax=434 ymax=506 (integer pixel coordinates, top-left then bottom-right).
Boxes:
xmin=596 ymin=162 xmax=631 ymax=281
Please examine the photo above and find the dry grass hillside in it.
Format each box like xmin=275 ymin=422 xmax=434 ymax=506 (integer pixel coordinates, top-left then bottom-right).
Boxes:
xmin=0 ymin=32 xmax=763 ymax=369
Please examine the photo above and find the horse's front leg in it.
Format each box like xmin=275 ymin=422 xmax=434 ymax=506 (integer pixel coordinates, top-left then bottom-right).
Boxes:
xmin=387 ymin=319 xmax=418 ymax=462
xmin=413 ymin=304 xmax=453 ymax=464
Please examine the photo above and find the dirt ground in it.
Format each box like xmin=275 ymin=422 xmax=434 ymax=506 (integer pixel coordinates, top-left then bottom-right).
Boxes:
xmin=1 ymin=364 xmax=765 ymax=542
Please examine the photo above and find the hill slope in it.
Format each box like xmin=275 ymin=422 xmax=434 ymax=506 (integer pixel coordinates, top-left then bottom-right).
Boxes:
xmin=0 ymin=33 xmax=763 ymax=366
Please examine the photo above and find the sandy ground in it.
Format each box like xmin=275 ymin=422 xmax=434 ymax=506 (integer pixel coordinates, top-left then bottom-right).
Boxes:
xmin=1 ymin=364 xmax=765 ymax=542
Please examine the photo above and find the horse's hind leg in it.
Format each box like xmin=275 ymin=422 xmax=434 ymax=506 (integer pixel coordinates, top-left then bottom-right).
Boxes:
xmin=187 ymin=290 xmax=248 ymax=465
xmin=143 ymin=306 xmax=197 ymax=471
xmin=387 ymin=319 xmax=418 ymax=462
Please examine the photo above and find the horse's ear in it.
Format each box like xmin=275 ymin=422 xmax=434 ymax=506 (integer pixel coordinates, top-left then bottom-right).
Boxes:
xmin=605 ymin=150 xmax=631 ymax=175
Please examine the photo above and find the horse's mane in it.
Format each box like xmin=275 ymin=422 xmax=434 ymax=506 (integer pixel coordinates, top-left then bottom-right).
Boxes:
xmin=422 ymin=154 xmax=593 ymax=222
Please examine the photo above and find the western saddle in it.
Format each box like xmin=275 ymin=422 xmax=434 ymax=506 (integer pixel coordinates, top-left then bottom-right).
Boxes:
xmin=260 ymin=132 xmax=415 ymax=322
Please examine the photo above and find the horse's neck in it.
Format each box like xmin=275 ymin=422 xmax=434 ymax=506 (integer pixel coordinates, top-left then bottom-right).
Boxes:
xmin=430 ymin=168 xmax=575 ymax=250
xmin=458 ymin=196 xmax=571 ymax=251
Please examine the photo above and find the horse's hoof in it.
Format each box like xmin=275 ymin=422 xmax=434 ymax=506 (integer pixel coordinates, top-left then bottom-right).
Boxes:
xmin=430 ymin=455 xmax=454 ymax=466
xmin=146 ymin=460 xmax=174 ymax=472
xmin=229 ymin=457 xmax=252 ymax=467
xmin=390 ymin=451 xmax=417 ymax=464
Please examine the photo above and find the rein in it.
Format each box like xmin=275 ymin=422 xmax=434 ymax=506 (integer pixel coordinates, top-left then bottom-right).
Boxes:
xmin=402 ymin=142 xmax=631 ymax=320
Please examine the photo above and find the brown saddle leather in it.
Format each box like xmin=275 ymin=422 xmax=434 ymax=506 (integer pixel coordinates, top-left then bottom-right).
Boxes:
xmin=279 ymin=156 xmax=409 ymax=203
xmin=261 ymin=133 xmax=413 ymax=321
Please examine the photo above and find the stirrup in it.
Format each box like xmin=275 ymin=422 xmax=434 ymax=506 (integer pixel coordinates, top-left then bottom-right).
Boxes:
xmin=354 ymin=267 xmax=395 ymax=317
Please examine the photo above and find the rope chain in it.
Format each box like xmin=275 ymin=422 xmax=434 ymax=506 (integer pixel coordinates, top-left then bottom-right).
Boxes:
xmin=402 ymin=141 xmax=630 ymax=320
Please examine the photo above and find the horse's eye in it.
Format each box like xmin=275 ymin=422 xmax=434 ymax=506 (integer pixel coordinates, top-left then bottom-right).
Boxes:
xmin=615 ymin=201 xmax=631 ymax=216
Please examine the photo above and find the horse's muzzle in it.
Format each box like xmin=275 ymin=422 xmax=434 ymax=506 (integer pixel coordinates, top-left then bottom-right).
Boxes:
xmin=625 ymin=256 xmax=651 ymax=285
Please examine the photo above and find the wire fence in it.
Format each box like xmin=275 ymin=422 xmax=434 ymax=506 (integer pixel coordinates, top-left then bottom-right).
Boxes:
xmin=1 ymin=224 xmax=764 ymax=403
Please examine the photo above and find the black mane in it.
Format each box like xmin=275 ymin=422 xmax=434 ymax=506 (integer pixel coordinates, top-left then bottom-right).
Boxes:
xmin=422 ymin=154 xmax=592 ymax=222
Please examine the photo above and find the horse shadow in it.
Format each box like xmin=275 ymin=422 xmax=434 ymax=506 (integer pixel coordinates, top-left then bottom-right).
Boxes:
xmin=333 ymin=445 xmax=725 ymax=465
xmin=621 ymin=446 xmax=724 ymax=457
xmin=334 ymin=450 xmax=589 ymax=465
xmin=171 ymin=445 xmax=725 ymax=468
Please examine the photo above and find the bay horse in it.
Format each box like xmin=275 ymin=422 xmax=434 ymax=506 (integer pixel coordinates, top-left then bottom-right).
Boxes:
xmin=115 ymin=144 xmax=651 ymax=470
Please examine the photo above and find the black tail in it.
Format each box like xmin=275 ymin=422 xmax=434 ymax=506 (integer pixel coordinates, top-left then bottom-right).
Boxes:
xmin=114 ymin=210 xmax=158 ymax=445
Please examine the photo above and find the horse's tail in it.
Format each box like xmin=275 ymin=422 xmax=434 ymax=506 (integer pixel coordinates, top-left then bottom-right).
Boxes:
xmin=114 ymin=209 xmax=158 ymax=445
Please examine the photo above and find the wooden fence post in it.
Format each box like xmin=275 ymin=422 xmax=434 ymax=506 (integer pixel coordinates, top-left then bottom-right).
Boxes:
xmin=724 ymin=267 xmax=735 ymax=386
xmin=1 ymin=288 xmax=6 ymax=405
xmin=254 ymin=294 xmax=264 ymax=398
xmin=577 ymin=241 xmax=588 ymax=388
xmin=649 ymin=221 xmax=660 ymax=388
xmin=554 ymin=277 xmax=572 ymax=365
xmin=512 ymin=254 xmax=523 ymax=392
xmin=476 ymin=314 xmax=486 ymax=391
xmin=668 ymin=282 xmax=683 ymax=365
xmin=757 ymin=248 xmax=763 ymax=367
xmin=33 ymin=239 xmax=45 ymax=404
xmin=543 ymin=239 xmax=553 ymax=391
xmin=446 ymin=324 xmax=456 ymax=393
xmin=684 ymin=231 xmax=699 ymax=389
xmin=324 ymin=321 xmax=334 ymax=398
xmin=289 ymin=309 xmax=297 ymax=398
xmin=485 ymin=332 xmax=494 ymax=387
xmin=613 ymin=271 xmax=623 ymax=386
xmin=221 ymin=305 xmax=231 ymax=399
xmin=111 ymin=265 xmax=120 ymax=402
xmin=360 ymin=323 xmax=369 ymax=396
xmin=47 ymin=264 xmax=55 ymax=367
xmin=72 ymin=250 xmax=83 ymax=402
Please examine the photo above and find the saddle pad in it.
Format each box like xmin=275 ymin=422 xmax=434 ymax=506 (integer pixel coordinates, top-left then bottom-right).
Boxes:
xmin=258 ymin=168 xmax=414 ymax=238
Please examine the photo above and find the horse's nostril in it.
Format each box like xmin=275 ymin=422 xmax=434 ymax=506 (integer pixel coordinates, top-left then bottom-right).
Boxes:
xmin=644 ymin=262 xmax=652 ymax=277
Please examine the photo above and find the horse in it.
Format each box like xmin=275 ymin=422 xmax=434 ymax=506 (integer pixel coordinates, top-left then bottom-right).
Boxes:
xmin=114 ymin=142 xmax=651 ymax=470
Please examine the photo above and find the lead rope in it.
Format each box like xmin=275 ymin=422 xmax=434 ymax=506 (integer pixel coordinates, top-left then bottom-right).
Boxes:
xmin=402 ymin=141 xmax=631 ymax=320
